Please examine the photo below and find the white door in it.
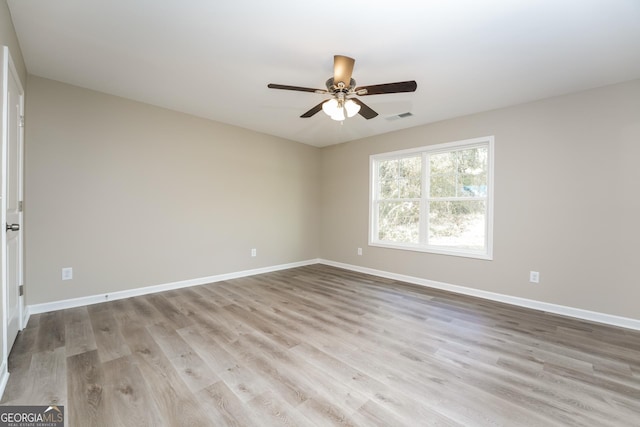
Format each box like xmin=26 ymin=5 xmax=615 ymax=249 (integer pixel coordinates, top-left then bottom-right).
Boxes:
xmin=2 ymin=46 xmax=24 ymax=352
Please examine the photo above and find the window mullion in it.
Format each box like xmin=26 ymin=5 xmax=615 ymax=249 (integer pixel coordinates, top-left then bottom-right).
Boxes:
xmin=421 ymin=152 xmax=429 ymax=245
xmin=373 ymin=160 xmax=382 ymax=242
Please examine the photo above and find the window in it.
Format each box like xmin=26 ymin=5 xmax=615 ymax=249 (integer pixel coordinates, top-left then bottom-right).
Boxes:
xmin=370 ymin=136 xmax=493 ymax=259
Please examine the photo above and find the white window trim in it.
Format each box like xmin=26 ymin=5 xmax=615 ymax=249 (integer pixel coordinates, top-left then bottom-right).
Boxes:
xmin=369 ymin=136 xmax=494 ymax=260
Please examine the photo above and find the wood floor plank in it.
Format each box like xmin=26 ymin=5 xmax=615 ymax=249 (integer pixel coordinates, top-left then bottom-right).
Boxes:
xmin=176 ymin=324 xmax=238 ymax=374
xmin=216 ymin=363 xmax=272 ymax=403
xmin=290 ymin=342 xmax=460 ymax=426
xmin=147 ymin=323 xmax=220 ymax=392
xmin=297 ymin=396 xmax=364 ymax=427
xmin=125 ymin=295 xmax=167 ymax=326
xmin=36 ymin=310 xmax=66 ymax=352
xmin=353 ymin=399 xmax=424 ymax=427
xmin=259 ymin=302 xmax=360 ymax=357
xmin=247 ymin=391 xmax=320 ymax=427
xmin=2 ymin=347 xmax=67 ymax=407
xmin=87 ymin=304 xmax=131 ymax=363
xmin=101 ymin=355 xmax=164 ymax=426
xmin=238 ymin=331 xmax=370 ymax=415
xmin=194 ymin=282 xmax=237 ymax=306
xmin=144 ymin=294 xmax=194 ymax=330
xmin=171 ymin=292 xmax=249 ymax=343
xmin=4 ymin=264 xmax=640 ymax=426
xmin=109 ymin=298 xmax=147 ymax=329
xmin=67 ymin=350 xmax=106 ymax=427
xmin=121 ymin=324 xmax=213 ymax=426
xmin=65 ymin=307 xmax=98 ymax=357
xmin=223 ymin=304 xmax=300 ymax=349
xmin=197 ymin=380 xmax=262 ymax=426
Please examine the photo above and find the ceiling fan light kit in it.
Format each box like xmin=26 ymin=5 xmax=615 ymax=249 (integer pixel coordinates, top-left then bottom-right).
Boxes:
xmin=322 ymin=97 xmax=361 ymax=121
xmin=268 ymin=55 xmax=417 ymax=122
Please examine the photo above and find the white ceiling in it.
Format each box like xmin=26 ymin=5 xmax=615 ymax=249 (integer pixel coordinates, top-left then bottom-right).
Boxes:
xmin=7 ymin=0 xmax=640 ymax=147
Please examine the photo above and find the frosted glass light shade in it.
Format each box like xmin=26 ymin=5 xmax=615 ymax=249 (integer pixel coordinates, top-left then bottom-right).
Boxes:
xmin=331 ymin=108 xmax=345 ymax=121
xmin=322 ymin=99 xmax=339 ymax=116
xmin=322 ymin=98 xmax=355 ymax=121
xmin=344 ymin=99 xmax=361 ymax=118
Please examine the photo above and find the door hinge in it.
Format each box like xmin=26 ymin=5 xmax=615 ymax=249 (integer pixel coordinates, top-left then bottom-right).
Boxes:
xmin=19 ymin=285 xmax=24 ymax=296
xmin=19 ymin=201 xmax=23 ymax=212
xmin=19 ymin=115 xmax=24 ymax=128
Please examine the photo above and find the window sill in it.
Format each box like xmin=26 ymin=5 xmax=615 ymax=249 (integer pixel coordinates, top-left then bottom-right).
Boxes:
xmin=369 ymin=241 xmax=493 ymax=260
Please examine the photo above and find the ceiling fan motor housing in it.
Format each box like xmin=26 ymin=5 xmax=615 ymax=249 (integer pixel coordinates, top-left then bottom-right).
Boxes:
xmin=326 ymin=77 xmax=356 ymax=93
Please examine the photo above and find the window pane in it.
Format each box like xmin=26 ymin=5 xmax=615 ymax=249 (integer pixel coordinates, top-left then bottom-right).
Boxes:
xmin=377 ymin=201 xmax=420 ymax=244
xmin=457 ymin=147 xmax=488 ymax=197
xmin=378 ymin=160 xmax=397 ymax=199
xmin=458 ymin=147 xmax=488 ymax=174
xmin=378 ymin=156 xmax=421 ymax=199
xmin=430 ymin=152 xmax=457 ymax=197
xmin=398 ymin=157 xmax=422 ymax=198
xmin=379 ymin=178 xmax=398 ymax=199
xmin=378 ymin=159 xmax=397 ymax=181
xmin=431 ymin=147 xmax=488 ymax=198
xmin=398 ymin=178 xmax=421 ymax=199
xmin=429 ymin=200 xmax=486 ymax=249
xmin=430 ymin=173 xmax=456 ymax=197
xmin=430 ymin=152 xmax=455 ymax=174
xmin=459 ymin=173 xmax=487 ymax=196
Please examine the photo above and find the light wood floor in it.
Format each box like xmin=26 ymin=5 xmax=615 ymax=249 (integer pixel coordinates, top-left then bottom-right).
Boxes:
xmin=2 ymin=264 xmax=640 ymax=426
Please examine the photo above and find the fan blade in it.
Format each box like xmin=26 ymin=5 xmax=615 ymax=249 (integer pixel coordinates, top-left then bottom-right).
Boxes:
xmin=351 ymin=98 xmax=378 ymax=119
xmin=355 ymin=80 xmax=417 ymax=96
xmin=333 ymin=55 xmax=355 ymax=86
xmin=300 ymin=101 xmax=327 ymax=118
xmin=268 ymin=83 xmax=327 ymax=94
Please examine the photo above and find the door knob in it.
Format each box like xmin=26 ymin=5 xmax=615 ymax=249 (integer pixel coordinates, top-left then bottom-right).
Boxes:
xmin=5 ymin=223 xmax=19 ymax=232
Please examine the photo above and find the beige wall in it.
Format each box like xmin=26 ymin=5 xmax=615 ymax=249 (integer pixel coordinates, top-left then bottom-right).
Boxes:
xmin=24 ymin=76 xmax=640 ymax=321
xmin=25 ymin=76 xmax=319 ymax=305
xmin=320 ymin=79 xmax=640 ymax=320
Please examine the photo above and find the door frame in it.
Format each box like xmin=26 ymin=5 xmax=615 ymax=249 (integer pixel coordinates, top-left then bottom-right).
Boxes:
xmin=0 ymin=45 xmax=25 ymax=395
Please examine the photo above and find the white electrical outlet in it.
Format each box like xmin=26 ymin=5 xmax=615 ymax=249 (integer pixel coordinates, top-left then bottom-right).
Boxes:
xmin=529 ymin=271 xmax=540 ymax=283
xmin=251 ymin=248 xmax=257 ymax=257
xmin=62 ymin=267 xmax=73 ymax=281
xmin=357 ymin=247 xmax=362 ymax=256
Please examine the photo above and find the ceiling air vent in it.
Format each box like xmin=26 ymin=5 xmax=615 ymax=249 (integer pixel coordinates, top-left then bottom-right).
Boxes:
xmin=386 ymin=112 xmax=413 ymax=121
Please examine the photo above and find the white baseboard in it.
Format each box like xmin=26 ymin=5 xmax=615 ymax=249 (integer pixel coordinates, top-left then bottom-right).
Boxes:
xmin=28 ymin=259 xmax=320 ymax=315
xmin=0 ymin=361 xmax=9 ymax=400
xmin=318 ymin=259 xmax=640 ymax=331
xmin=26 ymin=257 xmax=640 ymax=331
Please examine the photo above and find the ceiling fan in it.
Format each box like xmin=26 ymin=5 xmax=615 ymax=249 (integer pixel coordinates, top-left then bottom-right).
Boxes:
xmin=267 ymin=55 xmax=417 ymax=121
